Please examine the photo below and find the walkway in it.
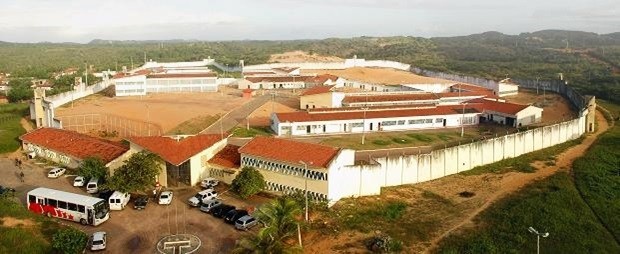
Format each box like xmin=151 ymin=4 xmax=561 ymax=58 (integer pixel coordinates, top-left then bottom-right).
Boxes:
xmin=200 ymin=95 xmax=272 ymax=135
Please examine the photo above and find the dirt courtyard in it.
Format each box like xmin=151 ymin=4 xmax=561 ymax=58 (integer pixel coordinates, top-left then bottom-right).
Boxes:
xmin=55 ymin=87 xmax=247 ymax=133
xmin=302 ymin=67 xmax=456 ymax=85
xmin=505 ymin=89 xmax=577 ymax=124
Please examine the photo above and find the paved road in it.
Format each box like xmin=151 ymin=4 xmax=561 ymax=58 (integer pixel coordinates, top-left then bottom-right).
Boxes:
xmin=201 ymin=95 xmax=272 ymax=135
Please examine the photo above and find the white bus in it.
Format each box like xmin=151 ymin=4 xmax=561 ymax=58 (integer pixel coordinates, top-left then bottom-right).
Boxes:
xmin=27 ymin=187 xmax=110 ymax=226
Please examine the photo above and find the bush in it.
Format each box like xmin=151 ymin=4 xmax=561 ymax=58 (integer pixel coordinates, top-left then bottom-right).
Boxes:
xmin=52 ymin=227 xmax=87 ymax=254
xmin=232 ymin=167 xmax=266 ymax=199
xmin=406 ymin=133 xmax=434 ymax=142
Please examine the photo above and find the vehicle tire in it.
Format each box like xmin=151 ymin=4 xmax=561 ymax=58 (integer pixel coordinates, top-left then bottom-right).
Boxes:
xmin=80 ymin=219 xmax=87 ymax=225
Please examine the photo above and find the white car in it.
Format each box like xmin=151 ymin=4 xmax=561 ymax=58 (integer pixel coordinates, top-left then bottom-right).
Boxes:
xmin=47 ymin=167 xmax=66 ymax=178
xmin=188 ymin=189 xmax=218 ymax=207
xmin=200 ymin=178 xmax=219 ymax=188
xmin=89 ymin=231 xmax=107 ymax=251
xmin=159 ymin=191 xmax=173 ymax=205
xmin=73 ymin=176 xmax=87 ymax=187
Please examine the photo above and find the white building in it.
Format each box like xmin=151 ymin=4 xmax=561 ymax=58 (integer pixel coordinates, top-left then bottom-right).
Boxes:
xmin=238 ymin=76 xmax=311 ymax=90
xmin=113 ymin=71 xmax=218 ymax=97
xmin=238 ymin=136 xmax=355 ymax=205
xmin=495 ymin=78 xmax=519 ymax=97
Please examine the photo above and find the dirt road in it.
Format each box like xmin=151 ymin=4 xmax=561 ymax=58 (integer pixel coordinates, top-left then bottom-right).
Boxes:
xmin=425 ymin=110 xmax=609 ymax=252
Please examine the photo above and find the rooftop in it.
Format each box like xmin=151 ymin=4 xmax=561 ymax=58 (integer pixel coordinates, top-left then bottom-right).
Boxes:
xmin=208 ymin=144 xmax=241 ymax=169
xmin=147 ymin=72 xmax=217 ymax=79
xmin=467 ymin=98 xmax=532 ymax=115
xmin=343 ymin=93 xmax=439 ymax=103
xmin=301 ymin=85 xmax=335 ymax=96
xmin=20 ymin=128 xmax=128 ymax=163
xmin=239 ymin=136 xmax=340 ymax=168
xmin=245 ymin=76 xmax=312 ymax=83
xmin=127 ymin=134 xmax=224 ymax=166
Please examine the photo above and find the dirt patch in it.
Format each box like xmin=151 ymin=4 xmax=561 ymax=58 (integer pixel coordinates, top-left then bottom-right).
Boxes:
xmin=1 ymin=217 xmax=36 ymax=227
xmin=269 ymin=51 xmax=343 ymax=63
xmin=245 ymin=97 xmax=300 ymax=126
xmin=55 ymin=87 xmax=247 ymax=133
xmin=504 ymin=90 xmax=576 ymax=124
xmin=302 ymin=67 xmax=457 ymax=85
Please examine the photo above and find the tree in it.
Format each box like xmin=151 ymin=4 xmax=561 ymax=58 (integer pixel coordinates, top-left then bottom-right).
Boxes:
xmin=77 ymin=157 xmax=108 ymax=180
xmin=7 ymin=79 xmax=32 ymax=103
xmin=105 ymin=151 xmax=161 ymax=193
xmin=234 ymin=197 xmax=302 ymax=254
xmin=231 ymin=166 xmax=266 ymax=199
xmin=52 ymin=227 xmax=88 ymax=254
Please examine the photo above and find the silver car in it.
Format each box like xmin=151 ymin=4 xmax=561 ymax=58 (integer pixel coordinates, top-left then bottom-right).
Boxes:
xmin=199 ymin=199 xmax=222 ymax=213
xmin=89 ymin=231 xmax=107 ymax=251
xmin=235 ymin=215 xmax=258 ymax=230
xmin=159 ymin=191 xmax=173 ymax=205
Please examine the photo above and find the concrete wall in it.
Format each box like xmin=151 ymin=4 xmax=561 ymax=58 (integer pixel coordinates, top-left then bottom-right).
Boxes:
xmin=46 ymin=80 xmax=113 ymax=109
xmin=328 ymin=113 xmax=587 ymax=203
xmin=243 ymin=59 xmax=411 ymax=71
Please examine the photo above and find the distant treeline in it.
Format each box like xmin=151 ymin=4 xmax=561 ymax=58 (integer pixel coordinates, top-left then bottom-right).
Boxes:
xmin=1 ymin=29 xmax=619 ymax=102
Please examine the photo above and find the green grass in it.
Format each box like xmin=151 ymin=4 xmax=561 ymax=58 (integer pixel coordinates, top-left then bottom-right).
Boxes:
xmin=406 ymin=133 xmax=434 ymax=142
xmin=573 ymin=123 xmax=620 ymax=241
xmin=0 ymin=103 xmax=29 ymax=154
xmin=461 ymin=137 xmax=584 ymax=176
xmin=372 ymin=139 xmax=392 ymax=146
xmin=319 ymin=129 xmax=480 ymax=150
xmin=166 ymin=114 xmax=221 ymax=135
xmin=231 ymin=126 xmax=273 ymax=137
xmin=0 ymin=197 xmax=61 ymax=253
xmin=436 ymin=173 xmax=620 ymax=253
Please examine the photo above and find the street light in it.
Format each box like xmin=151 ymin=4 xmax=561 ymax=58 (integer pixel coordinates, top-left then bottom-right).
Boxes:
xmin=298 ymin=160 xmax=312 ymax=221
xmin=528 ymin=226 xmax=549 ymax=254
xmin=361 ymin=107 xmax=369 ymax=145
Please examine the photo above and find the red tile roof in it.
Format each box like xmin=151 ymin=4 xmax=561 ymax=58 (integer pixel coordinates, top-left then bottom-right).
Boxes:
xmin=239 ymin=136 xmax=340 ymax=168
xmin=127 ymin=135 xmax=224 ymax=166
xmin=20 ymin=128 xmax=128 ymax=163
xmin=276 ymin=105 xmax=479 ymax=123
xmin=467 ymin=98 xmax=531 ymax=115
xmin=343 ymin=93 xmax=439 ymax=103
xmin=308 ymin=74 xmax=340 ymax=84
xmin=245 ymin=76 xmax=312 ymax=83
xmin=147 ymin=73 xmax=217 ymax=79
xmin=208 ymin=144 xmax=241 ymax=168
xmin=113 ymin=69 xmax=151 ymax=79
xmin=301 ymin=85 xmax=335 ymax=96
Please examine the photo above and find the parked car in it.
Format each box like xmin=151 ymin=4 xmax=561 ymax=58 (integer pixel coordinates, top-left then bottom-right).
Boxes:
xmin=200 ymin=178 xmax=219 ymax=188
xmin=188 ymin=189 xmax=218 ymax=207
xmin=86 ymin=177 xmax=101 ymax=194
xmin=235 ymin=215 xmax=259 ymax=230
xmin=133 ymin=195 xmax=149 ymax=210
xmin=224 ymin=209 xmax=249 ymax=224
xmin=199 ymin=199 xmax=222 ymax=213
xmin=212 ymin=204 xmax=236 ymax=218
xmin=0 ymin=185 xmax=16 ymax=196
xmin=159 ymin=191 xmax=173 ymax=205
xmin=89 ymin=231 xmax=107 ymax=251
xmin=73 ymin=176 xmax=87 ymax=187
xmin=47 ymin=167 xmax=66 ymax=178
xmin=108 ymin=191 xmax=131 ymax=210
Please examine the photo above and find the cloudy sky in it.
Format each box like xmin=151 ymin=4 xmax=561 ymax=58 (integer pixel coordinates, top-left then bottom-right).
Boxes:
xmin=0 ymin=0 xmax=618 ymax=43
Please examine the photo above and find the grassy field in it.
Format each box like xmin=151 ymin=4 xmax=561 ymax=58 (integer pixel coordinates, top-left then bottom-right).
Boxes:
xmin=436 ymin=173 xmax=620 ymax=253
xmin=0 ymin=196 xmax=61 ymax=253
xmin=166 ymin=114 xmax=221 ymax=135
xmin=319 ymin=128 xmax=482 ymax=150
xmin=460 ymin=137 xmax=584 ymax=176
xmin=573 ymin=120 xmax=620 ymax=242
xmin=231 ymin=126 xmax=272 ymax=138
xmin=0 ymin=103 xmax=29 ymax=154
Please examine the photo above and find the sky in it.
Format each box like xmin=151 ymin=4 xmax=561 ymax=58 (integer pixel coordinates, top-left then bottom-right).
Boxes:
xmin=0 ymin=0 xmax=618 ymax=43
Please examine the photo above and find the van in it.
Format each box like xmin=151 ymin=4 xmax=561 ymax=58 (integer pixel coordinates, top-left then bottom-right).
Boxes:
xmin=235 ymin=215 xmax=258 ymax=230
xmin=86 ymin=178 xmax=101 ymax=194
xmin=108 ymin=191 xmax=131 ymax=210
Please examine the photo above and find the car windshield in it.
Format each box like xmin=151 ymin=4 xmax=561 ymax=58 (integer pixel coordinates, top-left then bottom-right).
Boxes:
xmin=93 ymin=200 xmax=109 ymax=219
xmin=161 ymin=194 xmax=168 ymax=199
xmin=92 ymin=240 xmax=104 ymax=245
xmin=193 ymin=194 xmax=203 ymax=199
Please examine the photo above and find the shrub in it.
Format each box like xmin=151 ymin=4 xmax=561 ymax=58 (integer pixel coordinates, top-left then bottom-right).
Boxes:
xmin=232 ymin=167 xmax=266 ymax=199
xmin=52 ymin=227 xmax=87 ymax=254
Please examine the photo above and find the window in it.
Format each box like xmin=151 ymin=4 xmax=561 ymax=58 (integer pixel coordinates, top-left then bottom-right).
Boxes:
xmin=29 ymin=195 xmax=36 ymax=203
xmin=436 ymin=118 xmax=444 ymax=123
xmin=47 ymin=199 xmax=58 ymax=207
xmin=78 ymin=205 xmax=85 ymax=213
xmin=351 ymin=122 xmax=364 ymax=127
xmin=425 ymin=119 xmax=433 ymax=123
xmin=68 ymin=203 xmax=78 ymax=211
xmin=409 ymin=119 xmax=425 ymax=124
xmin=296 ymin=125 xmax=306 ymax=131
xmin=397 ymin=120 xmax=406 ymax=125
xmin=462 ymin=116 xmax=475 ymax=124
xmin=57 ymin=201 xmax=67 ymax=209
xmin=382 ymin=121 xmax=397 ymax=126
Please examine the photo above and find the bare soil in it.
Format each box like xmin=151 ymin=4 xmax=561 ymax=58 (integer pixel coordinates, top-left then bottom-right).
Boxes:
xmin=55 ymin=87 xmax=247 ymax=133
xmin=302 ymin=67 xmax=457 ymax=85
xmin=1 ymin=217 xmax=36 ymax=227
xmin=269 ymin=51 xmax=343 ymax=63
xmin=504 ymin=90 xmax=576 ymax=124
xmin=245 ymin=97 xmax=299 ymax=126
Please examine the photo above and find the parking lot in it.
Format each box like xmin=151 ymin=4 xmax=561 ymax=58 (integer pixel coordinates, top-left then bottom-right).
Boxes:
xmin=0 ymin=157 xmax=268 ymax=253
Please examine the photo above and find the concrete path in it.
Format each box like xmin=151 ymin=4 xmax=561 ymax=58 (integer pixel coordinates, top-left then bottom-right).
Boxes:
xmin=200 ymin=95 xmax=272 ymax=135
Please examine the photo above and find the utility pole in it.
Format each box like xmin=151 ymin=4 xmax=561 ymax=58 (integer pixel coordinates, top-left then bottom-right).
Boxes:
xmin=361 ymin=107 xmax=368 ymax=145
xmin=84 ymin=62 xmax=88 ymax=86
xmin=528 ymin=227 xmax=550 ymax=254
xmin=298 ymin=160 xmax=311 ymax=222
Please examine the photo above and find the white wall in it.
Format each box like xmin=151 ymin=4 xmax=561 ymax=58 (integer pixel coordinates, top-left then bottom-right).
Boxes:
xmin=243 ymin=59 xmax=411 ymax=71
xmin=324 ymin=112 xmax=587 ymax=205
xmin=190 ymin=138 xmax=228 ymax=186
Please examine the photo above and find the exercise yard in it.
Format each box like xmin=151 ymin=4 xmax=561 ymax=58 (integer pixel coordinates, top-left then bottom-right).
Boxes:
xmin=302 ymin=67 xmax=456 ymax=85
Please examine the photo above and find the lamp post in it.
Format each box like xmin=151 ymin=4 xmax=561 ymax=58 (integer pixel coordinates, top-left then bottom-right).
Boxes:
xmin=361 ymin=107 xmax=368 ymax=145
xmin=528 ymin=226 xmax=549 ymax=254
xmin=298 ymin=160 xmax=311 ymax=221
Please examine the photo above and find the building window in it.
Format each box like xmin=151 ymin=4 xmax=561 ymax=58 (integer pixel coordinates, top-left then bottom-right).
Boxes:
xmin=351 ymin=122 xmax=363 ymax=127
xmin=397 ymin=120 xmax=406 ymax=125
xmin=436 ymin=118 xmax=444 ymax=123
xmin=296 ymin=125 xmax=306 ymax=131
xmin=425 ymin=119 xmax=433 ymax=123
xmin=462 ymin=116 xmax=475 ymax=124
xmin=382 ymin=121 xmax=397 ymax=126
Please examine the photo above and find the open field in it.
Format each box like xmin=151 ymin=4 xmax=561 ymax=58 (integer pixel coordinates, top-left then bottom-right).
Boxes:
xmin=302 ymin=67 xmax=456 ymax=85
xmin=55 ymin=87 xmax=247 ymax=133
xmin=0 ymin=103 xmax=29 ymax=154
xmin=0 ymin=197 xmax=63 ymax=253
xmin=505 ymin=89 xmax=576 ymax=124
xmin=269 ymin=50 xmax=343 ymax=63
xmin=245 ymin=96 xmax=299 ymax=127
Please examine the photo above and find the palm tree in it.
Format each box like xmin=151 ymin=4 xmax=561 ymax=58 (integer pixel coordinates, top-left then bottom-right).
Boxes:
xmin=233 ymin=197 xmax=302 ymax=254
